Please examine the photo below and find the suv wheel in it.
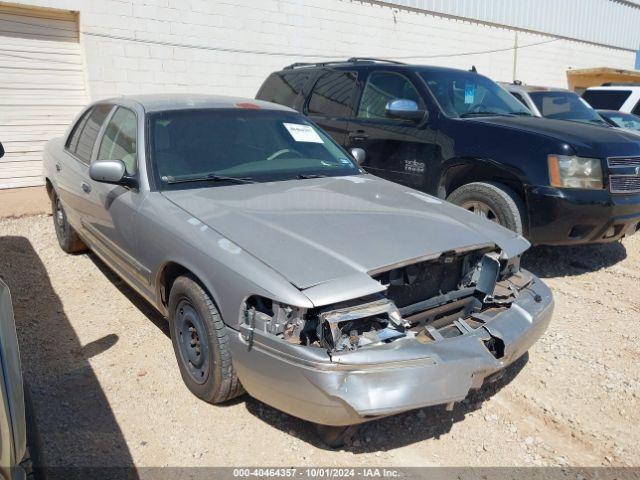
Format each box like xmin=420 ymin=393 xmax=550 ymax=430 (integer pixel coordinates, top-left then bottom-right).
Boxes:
xmin=51 ymin=189 xmax=86 ymax=253
xmin=168 ymin=274 xmax=244 ymax=403
xmin=447 ymin=181 xmax=526 ymax=235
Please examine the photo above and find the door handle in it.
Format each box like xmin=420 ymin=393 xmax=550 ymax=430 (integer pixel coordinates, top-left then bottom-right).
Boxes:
xmin=81 ymin=182 xmax=92 ymax=193
xmin=55 ymin=163 xmax=62 ymax=172
xmin=349 ymin=130 xmax=368 ymax=142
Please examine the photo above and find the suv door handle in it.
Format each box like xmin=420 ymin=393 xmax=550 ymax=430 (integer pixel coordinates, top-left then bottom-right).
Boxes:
xmin=55 ymin=163 xmax=62 ymax=172
xmin=349 ymin=132 xmax=368 ymax=141
xmin=81 ymin=182 xmax=92 ymax=193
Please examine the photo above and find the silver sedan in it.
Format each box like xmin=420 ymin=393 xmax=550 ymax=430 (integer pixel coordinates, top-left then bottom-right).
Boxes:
xmin=42 ymin=95 xmax=553 ymax=445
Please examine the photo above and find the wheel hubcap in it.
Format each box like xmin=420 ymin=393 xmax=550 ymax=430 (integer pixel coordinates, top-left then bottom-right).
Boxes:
xmin=175 ymin=299 xmax=210 ymax=384
xmin=56 ymin=200 xmax=65 ymax=227
xmin=460 ymin=200 xmax=499 ymax=223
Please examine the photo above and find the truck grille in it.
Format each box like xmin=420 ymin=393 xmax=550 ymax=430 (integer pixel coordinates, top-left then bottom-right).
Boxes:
xmin=610 ymin=175 xmax=640 ymax=194
xmin=608 ymin=157 xmax=640 ymax=168
xmin=607 ymin=157 xmax=640 ymax=194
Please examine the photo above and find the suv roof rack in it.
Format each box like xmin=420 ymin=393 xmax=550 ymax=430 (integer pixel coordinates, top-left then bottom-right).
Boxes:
xmin=601 ymin=82 xmax=640 ymax=86
xmin=283 ymin=57 xmax=405 ymax=70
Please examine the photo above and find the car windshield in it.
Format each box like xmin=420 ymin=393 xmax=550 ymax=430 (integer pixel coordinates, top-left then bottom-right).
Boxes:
xmin=419 ymin=70 xmax=532 ymax=118
xmin=149 ymin=108 xmax=360 ymax=189
xmin=600 ymin=111 xmax=640 ymax=131
xmin=529 ymin=91 xmax=607 ymax=125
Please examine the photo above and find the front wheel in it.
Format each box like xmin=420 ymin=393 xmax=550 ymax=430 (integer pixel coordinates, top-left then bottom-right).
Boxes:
xmin=168 ymin=274 xmax=244 ymax=403
xmin=447 ymin=181 xmax=526 ymax=235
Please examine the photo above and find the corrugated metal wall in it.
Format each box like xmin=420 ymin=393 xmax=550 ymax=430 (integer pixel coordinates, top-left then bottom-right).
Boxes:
xmin=385 ymin=0 xmax=640 ymax=51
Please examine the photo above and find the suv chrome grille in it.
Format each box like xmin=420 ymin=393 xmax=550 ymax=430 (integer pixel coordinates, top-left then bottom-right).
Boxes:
xmin=610 ymin=175 xmax=640 ymax=194
xmin=608 ymin=157 xmax=640 ymax=168
xmin=607 ymin=157 xmax=640 ymax=194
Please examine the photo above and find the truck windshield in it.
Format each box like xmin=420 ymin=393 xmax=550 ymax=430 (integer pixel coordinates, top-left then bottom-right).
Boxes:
xmin=529 ymin=91 xmax=608 ymax=125
xmin=149 ymin=108 xmax=360 ymax=189
xmin=419 ymin=70 xmax=532 ymax=118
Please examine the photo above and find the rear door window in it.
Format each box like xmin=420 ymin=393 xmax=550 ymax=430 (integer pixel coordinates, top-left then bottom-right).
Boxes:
xmin=582 ymin=90 xmax=632 ymax=110
xmin=307 ymin=71 xmax=358 ymax=118
xmin=258 ymin=72 xmax=310 ymax=108
xmin=633 ymin=100 xmax=640 ymax=116
xmin=357 ymin=71 xmax=424 ymax=119
xmin=69 ymin=104 xmax=113 ymax=163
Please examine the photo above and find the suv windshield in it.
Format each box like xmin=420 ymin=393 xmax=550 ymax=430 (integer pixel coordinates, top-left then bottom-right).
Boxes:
xmin=529 ymin=91 xmax=607 ymax=125
xmin=149 ymin=109 xmax=360 ymax=189
xmin=600 ymin=111 xmax=640 ymax=131
xmin=419 ymin=70 xmax=531 ymax=118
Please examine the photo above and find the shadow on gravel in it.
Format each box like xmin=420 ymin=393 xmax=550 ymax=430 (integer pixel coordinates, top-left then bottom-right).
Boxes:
xmin=522 ymin=242 xmax=627 ymax=279
xmin=245 ymin=353 xmax=530 ymax=452
xmin=88 ymin=253 xmax=169 ymax=338
xmin=0 ymin=236 xmax=137 ymax=479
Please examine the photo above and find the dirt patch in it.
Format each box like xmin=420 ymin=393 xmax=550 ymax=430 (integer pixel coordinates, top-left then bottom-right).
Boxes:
xmin=0 ymin=214 xmax=638 ymax=467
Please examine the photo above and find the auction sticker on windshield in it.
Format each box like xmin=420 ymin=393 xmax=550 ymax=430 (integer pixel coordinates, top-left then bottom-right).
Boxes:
xmin=284 ymin=123 xmax=324 ymax=143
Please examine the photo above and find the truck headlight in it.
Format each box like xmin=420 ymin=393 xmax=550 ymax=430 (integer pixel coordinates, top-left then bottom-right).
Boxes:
xmin=548 ymin=155 xmax=603 ymax=190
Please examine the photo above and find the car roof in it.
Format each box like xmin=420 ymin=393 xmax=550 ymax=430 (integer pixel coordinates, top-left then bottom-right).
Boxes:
xmin=586 ymin=85 xmax=640 ymax=91
xmin=96 ymin=94 xmax=296 ymax=113
xmin=500 ymin=82 xmax=571 ymax=93
xmin=281 ymin=60 xmax=487 ymax=77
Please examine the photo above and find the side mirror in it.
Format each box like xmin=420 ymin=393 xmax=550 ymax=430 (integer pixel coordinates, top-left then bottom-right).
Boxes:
xmin=350 ymin=148 xmax=366 ymax=165
xmin=385 ymin=99 xmax=426 ymax=122
xmin=90 ymin=160 xmax=137 ymax=188
xmin=0 ymin=142 xmax=4 ymax=159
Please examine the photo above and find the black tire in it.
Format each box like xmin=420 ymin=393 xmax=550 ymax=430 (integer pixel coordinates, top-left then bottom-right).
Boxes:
xmin=168 ymin=274 xmax=244 ymax=403
xmin=315 ymin=424 xmax=360 ymax=449
xmin=50 ymin=189 xmax=86 ymax=254
xmin=447 ymin=181 xmax=526 ymax=235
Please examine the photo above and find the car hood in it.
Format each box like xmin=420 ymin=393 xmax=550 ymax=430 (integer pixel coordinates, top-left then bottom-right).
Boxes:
xmin=465 ymin=115 xmax=640 ymax=157
xmin=162 ymin=175 xmax=527 ymax=290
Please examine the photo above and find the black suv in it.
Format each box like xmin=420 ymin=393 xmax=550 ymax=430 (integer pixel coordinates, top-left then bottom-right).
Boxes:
xmin=257 ymin=58 xmax=640 ymax=246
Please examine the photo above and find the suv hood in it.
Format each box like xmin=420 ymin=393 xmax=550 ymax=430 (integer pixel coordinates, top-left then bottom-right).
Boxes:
xmin=465 ymin=115 xmax=640 ymax=157
xmin=162 ymin=175 xmax=528 ymax=289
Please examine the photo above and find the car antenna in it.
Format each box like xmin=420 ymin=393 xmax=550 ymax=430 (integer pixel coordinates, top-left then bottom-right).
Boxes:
xmin=470 ymin=65 xmax=477 ymax=73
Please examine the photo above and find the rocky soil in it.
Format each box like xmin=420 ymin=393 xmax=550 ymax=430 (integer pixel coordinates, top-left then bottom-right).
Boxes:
xmin=0 ymin=215 xmax=638 ymax=471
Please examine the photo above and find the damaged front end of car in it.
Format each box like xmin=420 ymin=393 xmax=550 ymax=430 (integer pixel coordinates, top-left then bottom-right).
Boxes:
xmin=231 ymin=242 xmax=553 ymax=426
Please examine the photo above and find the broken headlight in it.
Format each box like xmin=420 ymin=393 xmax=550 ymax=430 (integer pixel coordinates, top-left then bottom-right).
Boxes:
xmin=316 ymin=297 xmax=407 ymax=352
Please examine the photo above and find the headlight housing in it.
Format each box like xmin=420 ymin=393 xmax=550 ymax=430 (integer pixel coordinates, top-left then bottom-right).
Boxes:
xmin=548 ymin=155 xmax=603 ymax=189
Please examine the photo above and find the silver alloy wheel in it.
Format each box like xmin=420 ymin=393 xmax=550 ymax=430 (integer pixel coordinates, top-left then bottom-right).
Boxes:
xmin=460 ymin=200 xmax=499 ymax=223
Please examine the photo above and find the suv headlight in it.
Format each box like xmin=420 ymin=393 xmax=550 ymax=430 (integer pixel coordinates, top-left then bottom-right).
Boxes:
xmin=548 ymin=155 xmax=603 ymax=189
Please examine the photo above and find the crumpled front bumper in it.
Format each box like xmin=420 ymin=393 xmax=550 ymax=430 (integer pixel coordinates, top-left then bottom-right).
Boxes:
xmin=230 ymin=270 xmax=553 ymax=426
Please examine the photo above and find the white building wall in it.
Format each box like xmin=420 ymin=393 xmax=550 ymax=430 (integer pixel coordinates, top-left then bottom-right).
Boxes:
xmin=9 ymin=0 xmax=638 ymax=100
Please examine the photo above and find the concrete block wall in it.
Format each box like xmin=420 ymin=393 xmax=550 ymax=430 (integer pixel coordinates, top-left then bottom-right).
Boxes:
xmin=12 ymin=0 xmax=638 ymax=100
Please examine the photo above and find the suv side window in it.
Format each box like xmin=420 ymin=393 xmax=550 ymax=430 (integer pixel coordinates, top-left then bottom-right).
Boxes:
xmin=258 ymin=72 xmax=310 ymax=108
xmin=307 ymin=71 xmax=357 ymax=117
xmin=633 ymin=100 xmax=640 ymax=116
xmin=357 ymin=71 xmax=424 ymax=119
xmin=510 ymin=92 xmax=528 ymax=108
xmin=97 ymin=107 xmax=138 ymax=175
xmin=69 ymin=104 xmax=113 ymax=163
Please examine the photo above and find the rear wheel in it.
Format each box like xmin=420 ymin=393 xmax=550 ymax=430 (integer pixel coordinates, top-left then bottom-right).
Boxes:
xmin=168 ymin=274 xmax=244 ymax=403
xmin=447 ymin=181 xmax=526 ymax=235
xmin=50 ymin=189 xmax=86 ymax=253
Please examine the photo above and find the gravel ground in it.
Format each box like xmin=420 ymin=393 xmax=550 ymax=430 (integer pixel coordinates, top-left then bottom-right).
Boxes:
xmin=0 ymin=214 xmax=638 ymax=469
